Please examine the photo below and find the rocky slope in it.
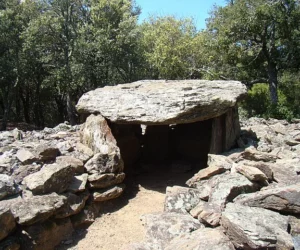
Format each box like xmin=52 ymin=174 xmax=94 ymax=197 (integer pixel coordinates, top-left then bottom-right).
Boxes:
xmin=125 ymin=117 xmax=300 ymax=250
xmin=0 ymin=122 xmax=125 ymax=250
xmin=1 ymin=117 xmax=300 ymax=249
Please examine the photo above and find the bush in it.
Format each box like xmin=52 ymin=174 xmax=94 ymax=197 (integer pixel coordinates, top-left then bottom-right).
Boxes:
xmin=241 ymin=83 xmax=294 ymax=121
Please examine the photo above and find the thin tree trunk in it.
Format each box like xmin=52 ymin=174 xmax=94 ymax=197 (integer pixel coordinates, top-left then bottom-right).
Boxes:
xmin=0 ymin=88 xmax=13 ymax=131
xmin=267 ymin=62 xmax=279 ymax=105
xmin=66 ymin=92 xmax=77 ymax=125
xmin=20 ymin=87 xmax=31 ymax=124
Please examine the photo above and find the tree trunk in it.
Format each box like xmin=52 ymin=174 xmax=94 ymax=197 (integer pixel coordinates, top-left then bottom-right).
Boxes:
xmin=66 ymin=92 xmax=77 ymax=125
xmin=55 ymin=96 xmax=66 ymax=123
xmin=267 ymin=61 xmax=279 ymax=105
xmin=0 ymin=86 xmax=14 ymax=131
xmin=20 ymin=88 xmax=31 ymax=124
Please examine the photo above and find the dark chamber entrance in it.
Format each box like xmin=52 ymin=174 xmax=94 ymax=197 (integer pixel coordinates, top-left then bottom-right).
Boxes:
xmin=110 ymin=119 xmax=213 ymax=190
xmin=142 ymin=119 xmax=212 ymax=164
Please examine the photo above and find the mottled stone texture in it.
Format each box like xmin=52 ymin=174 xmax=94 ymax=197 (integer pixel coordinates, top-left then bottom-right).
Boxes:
xmin=76 ymin=80 xmax=246 ymax=125
xmin=210 ymin=106 xmax=241 ymax=154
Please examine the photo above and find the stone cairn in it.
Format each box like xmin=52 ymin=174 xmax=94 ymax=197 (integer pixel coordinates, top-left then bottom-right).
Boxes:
xmin=1 ymin=80 xmax=300 ymax=249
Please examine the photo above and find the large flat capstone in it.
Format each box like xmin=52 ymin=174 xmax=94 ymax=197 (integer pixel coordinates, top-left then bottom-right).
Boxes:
xmin=76 ymin=80 xmax=246 ymax=125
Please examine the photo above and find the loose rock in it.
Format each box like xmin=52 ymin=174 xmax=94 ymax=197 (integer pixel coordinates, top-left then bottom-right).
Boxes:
xmin=0 ymin=174 xmax=18 ymax=200
xmin=142 ymin=212 xmax=203 ymax=250
xmin=10 ymin=193 xmax=66 ymax=225
xmin=92 ymin=184 xmax=125 ymax=202
xmin=221 ymin=203 xmax=293 ymax=249
xmin=165 ymin=228 xmax=235 ymax=250
xmin=22 ymin=163 xmax=74 ymax=195
xmin=235 ymin=183 xmax=300 ymax=214
xmin=164 ymin=186 xmax=203 ymax=214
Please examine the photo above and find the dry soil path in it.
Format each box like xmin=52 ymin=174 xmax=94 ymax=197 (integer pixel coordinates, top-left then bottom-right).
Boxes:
xmin=59 ymin=165 xmax=197 ymax=250
xmin=76 ymin=185 xmax=164 ymax=250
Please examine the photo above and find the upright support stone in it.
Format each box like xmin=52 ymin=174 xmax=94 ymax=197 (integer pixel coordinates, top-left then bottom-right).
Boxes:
xmin=210 ymin=116 xmax=225 ymax=154
xmin=224 ymin=106 xmax=240 ymax=151
xmin=210 ymin=106 xmax=240 ymax=154
xmin=81 ymin=114 xmax=118 ymax=155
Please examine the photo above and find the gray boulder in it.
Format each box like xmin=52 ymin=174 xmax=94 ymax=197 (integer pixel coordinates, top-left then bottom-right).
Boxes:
xmin=272 ymin=159 xmax=300 ymax=185
xmin=235 ymin=162 xmax=268 ymax=182
xmin=164 ymin=186 xmax=203 ymax=214
xmin=0 ymin=174 xmax=18 ymax=200
xmin=92 ymin=184 xmax=125 ymax=201
xmin=22 ymin=163 xmax=74 ymax=195
xmin=165 ymin=228 xmax=235 ymax=250
xmin=56 ymin=155 xmax=84 ymax=174
xmin=208 ymin=172 xmax=259 ymax=209
xmin=221 ymin=203 xmax=293 ymax=249
xmin=0 ymin=150 xmax=16 ymax=174
xmin=189 ymin=202 xmax=221 ymax=227
xmin=67 ymin=173 xmax=88 ymax=193
xmin=88 ymin=173 xmax=125 ymax=189
xmin=16 ymin=149 xmax=37 ymax=164
xmin=35 ymin=143 xmax=59 ymax=161
xmin=70 ymin=203 xmax=101 ymax=228
xmin=235 ymin=183 xmax=300 ymax=214
xmin=76 ymin=80 xmax=247 ymax=125
xmin=55 ymin=192 xmax=89 ymax=218
xmin=81 ymin=114 xmax=119 ymax=154
xmin=10 ymin=193 xmax=66 ymax=225
xmin=56 ymin=141 xmax=74 ymax=154
xmin=11 ymin=163 xmax=42 ymax=184
xmin=142 ymin=212 xmax=203 ymax=250
xmin=186 ymin=155 xmax=231 ymax=186
xmin=84 ymin=153 xmax=124 ymax=175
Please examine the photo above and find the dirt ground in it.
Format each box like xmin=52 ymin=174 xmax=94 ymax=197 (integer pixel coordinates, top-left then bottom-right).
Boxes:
xmin=58 ymin=163 xmax=198 ymax=250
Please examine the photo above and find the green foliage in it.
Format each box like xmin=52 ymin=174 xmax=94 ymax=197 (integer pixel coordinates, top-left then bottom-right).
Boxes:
xmin=0 ymin=0 xmax=300 ymax=129
xmin=241 ymin=83 xmax=294 ymax=121
xmin=140 ymin=16 xmax=200 ymax=79
xmin=205 ymin=0 xmax=300 ymax=104
xmin=279 ymin=71 xmax=300 ymax=117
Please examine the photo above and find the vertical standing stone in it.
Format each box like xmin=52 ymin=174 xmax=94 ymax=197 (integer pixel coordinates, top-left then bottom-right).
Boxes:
xmin=224 ymin=105 xmax=240 ymax=151
xmin=210 ymin=115 xmax=225 ymax=154
xmin=210 ymin=106 xmax=240 ymax=154
xmin=81 ymin=114 xmax=118 ymax=155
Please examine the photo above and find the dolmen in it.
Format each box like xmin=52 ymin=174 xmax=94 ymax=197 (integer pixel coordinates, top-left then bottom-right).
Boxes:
xmin=76 ymin=80 xmax=247 ymax=167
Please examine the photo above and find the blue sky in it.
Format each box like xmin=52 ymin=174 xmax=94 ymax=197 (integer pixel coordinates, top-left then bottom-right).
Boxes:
xmin=136 ymin=0 xmax=227 ymax=30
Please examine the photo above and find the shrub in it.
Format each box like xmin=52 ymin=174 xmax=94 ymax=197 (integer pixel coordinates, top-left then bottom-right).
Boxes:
xmin=241 ymin=83 xmax=294 ymax=121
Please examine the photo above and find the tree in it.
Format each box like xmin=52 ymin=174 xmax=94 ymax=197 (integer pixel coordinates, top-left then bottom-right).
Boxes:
xmin=140 ymin=16 xmax=200 ymax=79
xmin=0 ymin=0 xmax=30 ymax=130
xmin=206 ymin=0 xmax=300 ymax=104
xmin=22 ymin=0 xmax=91 ymax=125
xmin=77 ymin=0 xmax=142 ymax=90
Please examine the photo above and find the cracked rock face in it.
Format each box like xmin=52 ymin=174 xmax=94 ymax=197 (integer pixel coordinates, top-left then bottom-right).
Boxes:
xmin=235 ymin=183 xmax=300 ymax=213
xmin=221 ymin=203 xmax=293 ymax=249
xmin=165 ymin=228 xmax=235 ymax=250
xmin=9 ymin=193 xmax=66 ymax=225
xmin=142 ymin=212 xmax=203 ymax=250
xmin=22 ymin=163 xmax=75 ymax=195
xmin=76 ymin=80 xmax=247 ymax=125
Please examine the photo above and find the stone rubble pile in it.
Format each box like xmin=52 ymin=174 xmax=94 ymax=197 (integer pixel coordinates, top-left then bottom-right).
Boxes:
xmin=126 ymin=117 xmax=300 ymax=250
xmin=0 ymin=119 xmax=125 ymax=249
